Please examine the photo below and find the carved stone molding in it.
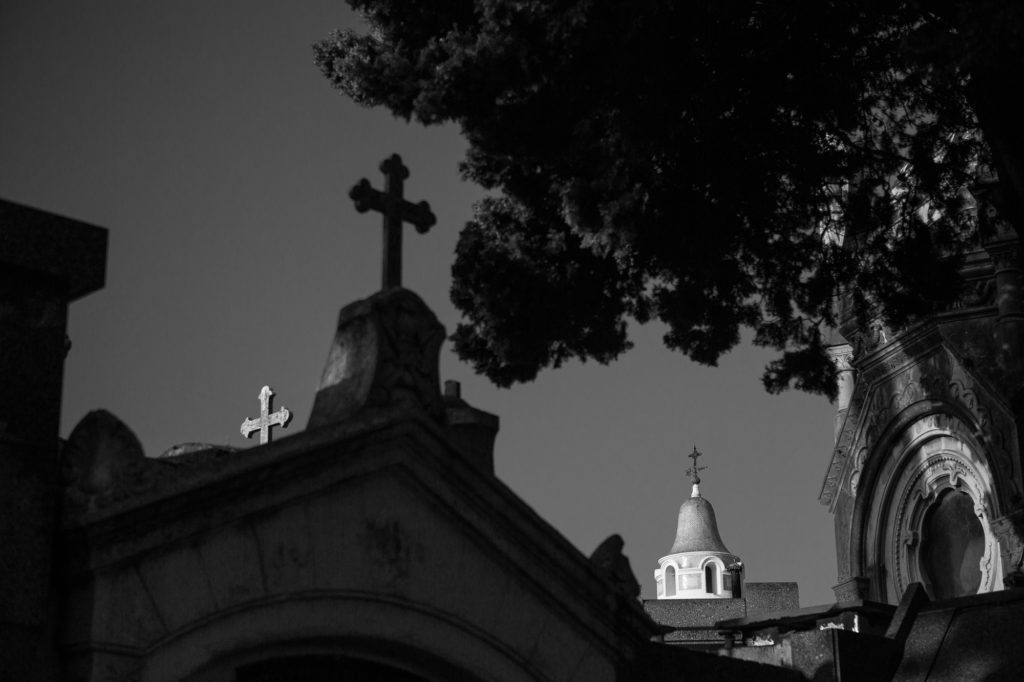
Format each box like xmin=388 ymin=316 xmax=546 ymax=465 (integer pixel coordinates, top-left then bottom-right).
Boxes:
xmin=821 ymin=338 xmax=1020 ymax=508
xmin=861 ymin=416 xmax=1005 ymax=602
xmin=827 ymin=345 xmax=855 ymax=372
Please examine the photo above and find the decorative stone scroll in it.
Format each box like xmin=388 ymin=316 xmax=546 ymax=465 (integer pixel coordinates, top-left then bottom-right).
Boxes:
xmin=821 ymin=330 xmax=1020 ymax=508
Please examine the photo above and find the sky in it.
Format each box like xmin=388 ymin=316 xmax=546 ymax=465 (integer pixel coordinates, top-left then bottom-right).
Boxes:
xmin=0 ymin=1 xmax=836 ymax=604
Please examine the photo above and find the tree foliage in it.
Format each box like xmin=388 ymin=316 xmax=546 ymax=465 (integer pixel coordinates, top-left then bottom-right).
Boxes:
xmin=315 ymin=0 xmax=1024 ymax=397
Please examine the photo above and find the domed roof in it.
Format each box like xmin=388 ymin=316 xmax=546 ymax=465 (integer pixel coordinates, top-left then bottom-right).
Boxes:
xmin=668 ymin=485 xmax=731 ymax=554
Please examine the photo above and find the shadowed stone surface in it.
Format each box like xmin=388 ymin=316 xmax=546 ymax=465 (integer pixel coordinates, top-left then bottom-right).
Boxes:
xmin=0 ymin=199 xmax=107 ymax=300
xmin=441 ymin=380 xmax=499 ymax=474
xmin=644 ymin=583 xmax=800 ymax=649
xmin=744 ymin=582 xmax=801 ymax=620
xmin=895 ymin=589 xmax=1024 ymax=681
xmin=590 ymin=534 xmax=642 ymax=599
xmin=60 ymin=408 xmax=666 ymax=681
xmin=308 ymin=288 xmax=445 ymax=428
xmin=0 ymin=199 xmax=106 ymax=681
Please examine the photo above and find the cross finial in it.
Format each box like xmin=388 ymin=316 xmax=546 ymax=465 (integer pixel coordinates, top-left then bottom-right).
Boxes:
xmin=686 ymin=445 xmax=707 ymax=494
xmin=349 ymin=153 xmax=437 ymax=290
xmin=240 ymin=385 xmax=292 ymax=445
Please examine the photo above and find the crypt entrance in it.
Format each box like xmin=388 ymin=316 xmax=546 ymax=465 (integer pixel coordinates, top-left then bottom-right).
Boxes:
xmin=859 ymin=411 xmax=1005 ymax=603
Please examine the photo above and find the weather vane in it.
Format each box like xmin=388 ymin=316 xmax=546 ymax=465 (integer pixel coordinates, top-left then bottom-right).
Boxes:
xmin=349 ymin=153 xmax=437 ymax=291
xmin=240 ymin=385 xmax=292 ymax=445
xmin=686 ymin=445 xmax=707 ymax=485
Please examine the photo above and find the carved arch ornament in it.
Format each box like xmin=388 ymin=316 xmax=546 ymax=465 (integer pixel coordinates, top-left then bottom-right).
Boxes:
xmin=860 ymin=413 xmax=1004 ymax=602
xmin=822 ymin=337 xmax=1021 ymax=509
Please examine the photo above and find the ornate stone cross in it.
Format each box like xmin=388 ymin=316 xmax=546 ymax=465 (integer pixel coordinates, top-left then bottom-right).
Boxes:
xmin=240 ymin=385 xmax=292 ymax=444
xmin=349 ymin=153 xmax=437 ymax=290
xmin=686 ymin=445 xmax=707 ymax=485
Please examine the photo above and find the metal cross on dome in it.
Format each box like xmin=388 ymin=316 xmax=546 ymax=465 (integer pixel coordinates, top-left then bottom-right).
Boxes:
xmin=349 ymin=153 xmax=437 ymax=290
xmin=240 ymin=385 xmax=292 ymax=445
xmin=686 ymin=445 xmax=707 ymax=485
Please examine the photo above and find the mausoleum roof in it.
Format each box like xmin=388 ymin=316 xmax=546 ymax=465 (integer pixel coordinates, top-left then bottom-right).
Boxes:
xmin=668 ymin=484 xmax=731 ymax=554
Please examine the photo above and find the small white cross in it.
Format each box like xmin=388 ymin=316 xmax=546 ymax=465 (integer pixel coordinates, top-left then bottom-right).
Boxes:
xmin=240 ymin=385 xmax=292 ymax=444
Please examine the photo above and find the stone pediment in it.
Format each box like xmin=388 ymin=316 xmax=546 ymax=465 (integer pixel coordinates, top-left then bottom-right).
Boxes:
xmin=819 ymin=322 xmax=1019 ymax=509
xmin=62 ymin=407 xmax=656 ymax=681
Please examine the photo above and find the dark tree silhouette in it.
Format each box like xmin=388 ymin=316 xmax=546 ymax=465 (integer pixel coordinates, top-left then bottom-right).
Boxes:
xmin=315 ymin=1 xmax=1024 ymax=397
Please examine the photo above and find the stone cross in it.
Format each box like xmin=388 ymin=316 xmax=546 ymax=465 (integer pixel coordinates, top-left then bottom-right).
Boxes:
xmin=240 ymin=385 xmax=292 ymax=445
xmin=349 ymin=153 xmax=437 ymax=290
xmin=686 ymin=445 xmax=707 ymax=485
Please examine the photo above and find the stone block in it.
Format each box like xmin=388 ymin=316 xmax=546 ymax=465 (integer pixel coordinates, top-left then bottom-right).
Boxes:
xmin=899 ymin=594 xmax=1024 ymax=681
xmin=643 ymin=597 xmax=746 ymax=627
xmin=832 ymin=576 xmax=870 ymax=604
xmin=744 ymin=582 xmax=800 ymax=620
xmin=442 ymin=380 xmax=499 ymax=474
xmin=307 ymin=288 xmax=444 ymax=428
xmin=90 ymin=568 xmax=166 ymax=647
xmin=526 ymin=614 xmax=594 ymax=682
xmin=305 ymin=477 xmax=391 ymax=592
xmin=0 ymin=199 xmax=107 ymax=300
xmin=569 ymin=649 xmax=616 ymax=682
xmin=138 ymin=545 xmax=217 ymax=632
xmin=253 ymin=502 xmax=316 ymax=594
xmin=197 ymin=522 xmax=266 ymax=609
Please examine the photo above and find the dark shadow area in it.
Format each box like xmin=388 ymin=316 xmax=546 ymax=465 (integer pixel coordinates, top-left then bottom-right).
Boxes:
xmin=236 ymin=655 xmax=430 ymax=682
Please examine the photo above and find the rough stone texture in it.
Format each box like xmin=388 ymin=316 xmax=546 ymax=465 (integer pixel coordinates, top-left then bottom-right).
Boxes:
xmin=833 ymin=575 xmax=871 ymax=604
xmin=61 ymin=407 xmax=664 ymax=681
xmin=894 ymin=588 xmax=1024 ymax=681
xmin=643 ymin=581 xmax=799 ymax=649
xmin=307 ymin=287 xmax=445 ymax=428
xmin=62 ymin=410 xmax=239 ymax=517
xmin=705 ymin=583 xmax=1024 ymax=680
xmin=719 ymin=599 xmax=896 ymax=638
xmin=644 ymin=597 xmax=746 ymax=648
xmin=442 ymin=380 xmax=499 ymax=473
xmin=0 ymin=200 xmax=106 ymax=682
xmin=630 ymin=641 xmax=803 ymax=681
xmin=744 ymin=582 xmax=800 ymax=620
xmin=590 ymin=534 xmax=642 ymax=598
xmin=0 ymin=199 xmax=108 ymax=300
xmin=720 ymin=622 xmax=901 ymax=680
xmin=884 ymin=582 xmax=929 ymax=641
xmin=669 ymin=494 xmax=731 ymax=553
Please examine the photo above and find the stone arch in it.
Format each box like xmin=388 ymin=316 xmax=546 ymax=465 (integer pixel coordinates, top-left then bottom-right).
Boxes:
xmin=699 ymin=557 xmax=726 ymax=596
xmin=852 ymin=407 xmax=1004 ymax=602
xmin=144 ymin=594 xmax=541 ymax=682
xmin=704 ymin=563 xmax=717 ymax=594
xmin=664 ymin=564 xmax=677 ymax=597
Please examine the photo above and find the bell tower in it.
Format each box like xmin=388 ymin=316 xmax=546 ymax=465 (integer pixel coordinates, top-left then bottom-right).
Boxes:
xmin=655 ymin=447 xmax=744 ymax=600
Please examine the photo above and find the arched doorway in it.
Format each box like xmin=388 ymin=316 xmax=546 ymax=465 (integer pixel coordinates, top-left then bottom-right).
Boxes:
xmin=919 ymin=488 xmax=986 ymax=600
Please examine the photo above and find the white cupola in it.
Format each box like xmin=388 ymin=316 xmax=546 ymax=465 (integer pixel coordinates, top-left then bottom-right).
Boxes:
xmin=655 ymin=446 xmax=743 ymax=599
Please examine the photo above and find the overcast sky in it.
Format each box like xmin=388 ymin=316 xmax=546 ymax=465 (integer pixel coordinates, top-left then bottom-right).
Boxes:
xmin=1 ymin=1 xmax=837 ymax=604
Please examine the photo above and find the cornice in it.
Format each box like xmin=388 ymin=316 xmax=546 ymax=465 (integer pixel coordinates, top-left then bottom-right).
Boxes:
xmin=820 ymin=326 xmax=1019 ymax=509
xmin=62 ymin=405 xmax=659 ymax=659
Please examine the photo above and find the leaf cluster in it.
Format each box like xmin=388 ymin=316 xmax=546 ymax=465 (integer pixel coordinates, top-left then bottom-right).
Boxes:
xmin=316 ymin=0 xmax=1003 ymax=398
